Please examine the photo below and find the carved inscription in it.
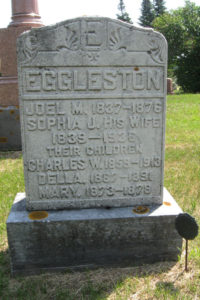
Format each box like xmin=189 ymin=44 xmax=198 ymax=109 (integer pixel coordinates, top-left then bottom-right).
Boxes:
xmin=23 ymin=96 xmax=163 ymax=203
xmin=23 ymin=67 xmax=164 ymax=96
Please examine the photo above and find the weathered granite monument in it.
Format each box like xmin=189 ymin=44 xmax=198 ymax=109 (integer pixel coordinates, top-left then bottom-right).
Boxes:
xmin=7 ymin=17 xmax=182 ymax=275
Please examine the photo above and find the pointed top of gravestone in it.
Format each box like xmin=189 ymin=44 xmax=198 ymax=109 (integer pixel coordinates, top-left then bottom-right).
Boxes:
xmin=17 ymin=17 xmax=167 ymax=67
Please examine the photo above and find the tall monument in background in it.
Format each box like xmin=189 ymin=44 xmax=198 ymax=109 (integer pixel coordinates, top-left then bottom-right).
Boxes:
xmin=0 ymin=0 xmax=43 ymax=150
xmin=9 ymin=0 xmax=43 ymax=27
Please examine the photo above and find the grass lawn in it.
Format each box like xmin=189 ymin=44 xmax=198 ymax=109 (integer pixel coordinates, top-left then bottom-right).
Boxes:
xmin=0 ymin=94 xmax=200 ymax=299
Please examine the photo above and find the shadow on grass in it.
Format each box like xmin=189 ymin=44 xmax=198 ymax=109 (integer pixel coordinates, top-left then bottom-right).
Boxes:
xmin=46 ymin=261 xmax=179 ymax=300
xmin=0 ymin=248 xmax=10 ymax=298
xmin=0 ymin=248 xmax=10 ymax=270
xmin=0 ymin=258 xmax=179 ymax=300
xmin=0 ymin=151 xmax=22 ymax=160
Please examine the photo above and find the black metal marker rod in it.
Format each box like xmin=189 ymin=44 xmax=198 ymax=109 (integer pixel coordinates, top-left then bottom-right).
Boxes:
xmin=185 ymin=239 xmax=188 ymax=272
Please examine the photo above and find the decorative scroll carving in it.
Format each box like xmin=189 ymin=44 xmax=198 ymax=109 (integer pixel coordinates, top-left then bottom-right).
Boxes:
xmin=57 ymin=26 xmax=79 ymax=51
xmin=21 ymin=20 xmax=166 ymax=65
xmin=22 ymin=35 xmax=39 ymax=62
xmin=109 ymin=28 xmax=126 ymax=51
xmin=148 ymin=38 xmax=165 ymax=64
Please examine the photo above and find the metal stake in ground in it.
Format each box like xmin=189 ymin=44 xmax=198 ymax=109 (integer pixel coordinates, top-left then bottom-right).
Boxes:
xmin=175 ymin=213 xmax=199 ymax=272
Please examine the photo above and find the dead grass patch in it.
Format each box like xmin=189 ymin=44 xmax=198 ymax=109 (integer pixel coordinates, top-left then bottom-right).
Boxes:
xmin=0 ymin=152 xmax=23 ymax=173
xmin=165 ymin=143 xmax=198 ymax=150
xmin=6 ymin=262 xmax=179 ymax=300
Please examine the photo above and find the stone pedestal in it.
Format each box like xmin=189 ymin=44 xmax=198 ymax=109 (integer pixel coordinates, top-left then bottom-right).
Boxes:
xmin=7 ymin=188 xmax=182 ymax=276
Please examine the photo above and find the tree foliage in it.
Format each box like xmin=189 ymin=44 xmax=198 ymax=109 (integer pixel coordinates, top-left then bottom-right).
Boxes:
xmin=153 ymin=0 xmax=166 ymax=17
xmin=175 ymin=43 xmax=200 ymax=92
xmin=153 ymin=1 xmax=200 ymax=92
xmin=139 ymin=0 xmax=155 ymax=27
xmin=153 ymin=13 xmax=185 ymax=68
xmin=117 ymin=0 xmax=133 ymax=24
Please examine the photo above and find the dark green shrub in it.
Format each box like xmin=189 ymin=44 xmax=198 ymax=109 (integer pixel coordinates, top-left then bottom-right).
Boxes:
xmin=175 ymin=44 xmax=200 ymax=93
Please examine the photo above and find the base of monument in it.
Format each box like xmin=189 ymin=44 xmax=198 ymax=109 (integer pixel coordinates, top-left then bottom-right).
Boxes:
xmin=7 ymin=188 xmax=182 ymax=276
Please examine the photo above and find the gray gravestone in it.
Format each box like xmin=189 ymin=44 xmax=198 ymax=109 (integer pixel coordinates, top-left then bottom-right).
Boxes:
xmin=17 ymin=17 xmax=167 ymax=210
xmin=7 ymin=18 xmax=182 ymax=275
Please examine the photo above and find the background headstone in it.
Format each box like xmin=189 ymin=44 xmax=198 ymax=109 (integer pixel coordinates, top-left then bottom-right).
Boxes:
xmin=167 ymin=78 xmax=173 ymax=94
